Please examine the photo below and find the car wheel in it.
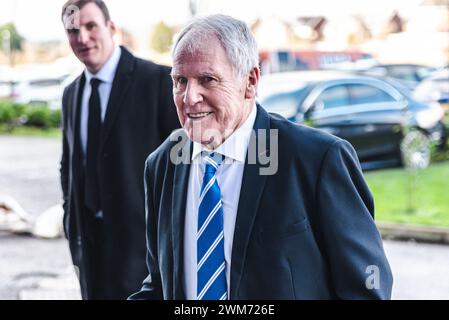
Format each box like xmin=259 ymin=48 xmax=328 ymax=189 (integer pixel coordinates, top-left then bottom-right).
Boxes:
xmin=400 ymin=129 xmax=431 ymax=169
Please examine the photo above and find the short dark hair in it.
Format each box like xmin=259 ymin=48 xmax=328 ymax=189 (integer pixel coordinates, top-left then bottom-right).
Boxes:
xmin=61 ymin=0 xmax=111 ymax=23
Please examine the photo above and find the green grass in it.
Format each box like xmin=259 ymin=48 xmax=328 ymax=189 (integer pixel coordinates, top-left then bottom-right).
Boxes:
xmin=0 ymin=124 xmax=61 ymax=138
xmin=365 ymin=161 xmax=449 ymax=227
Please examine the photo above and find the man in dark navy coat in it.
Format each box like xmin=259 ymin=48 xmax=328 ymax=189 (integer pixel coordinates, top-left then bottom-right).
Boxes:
xmin=130 ymin=14 xmax=393 ymax=300
xmin=60 ymin=0 xmax=179 ymax=299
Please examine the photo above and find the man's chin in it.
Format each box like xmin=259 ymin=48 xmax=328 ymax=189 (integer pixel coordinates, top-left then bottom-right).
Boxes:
xmin=201 ymin=136 xmax=225 ymax=150
xmin=78 ymin=56 xmax=92 ymax=66
xmin=77 ymin=54 xmax=97 ymax=68
xmin=184 ymin=124 xmax=225 ymax=149
xmin=201 ymin=138 xmax=217 ymax=150
xmin=187 ymin=132 xmax=216 ymax=149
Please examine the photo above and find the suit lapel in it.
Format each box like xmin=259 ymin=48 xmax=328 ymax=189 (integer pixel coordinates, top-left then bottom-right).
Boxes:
xmin=171 ymin=137 xmax=192 ymax=299
xmin=99 ymin=46 xmax=134 ymax=151
xmin=70 ymin=74 xmax=84 ymax=138
xmin=230 ymin=105 xmax=270 ymax=299
xmin=71 ymin=74 xmax=85 ymax=192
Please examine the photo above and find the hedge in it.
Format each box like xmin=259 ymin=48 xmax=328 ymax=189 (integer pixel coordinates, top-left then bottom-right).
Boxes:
xmin=0 ymin=100 xmax=61 ymax=130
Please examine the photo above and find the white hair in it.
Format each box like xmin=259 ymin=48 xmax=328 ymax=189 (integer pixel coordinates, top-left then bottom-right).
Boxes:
xmin=172 ymin=14 xmax=259 ymax=78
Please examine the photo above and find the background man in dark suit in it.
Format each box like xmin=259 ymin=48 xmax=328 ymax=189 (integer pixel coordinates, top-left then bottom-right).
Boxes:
xmin=130 ymin=14 xmax=393 ymax=300
xmin=60 ymin=0 xmax=179 ymax=299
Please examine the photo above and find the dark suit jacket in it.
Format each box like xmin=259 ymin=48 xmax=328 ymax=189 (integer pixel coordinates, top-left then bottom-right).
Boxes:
xmin=130 ymin=105 xmax=393 ymax=300
xmin=60 ymin=46 xmax=180 ymax=299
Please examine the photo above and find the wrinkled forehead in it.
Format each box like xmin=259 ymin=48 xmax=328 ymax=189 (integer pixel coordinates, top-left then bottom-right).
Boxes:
xmin=171 ymin=51 xmax=222 ymax=78
xmin=174 ymin=31 xmax=218 ymax=58
xmin=173 ymin=48 xmax=213 ymax=66
xmin=173 ymin=35 xmax=230 ymax=70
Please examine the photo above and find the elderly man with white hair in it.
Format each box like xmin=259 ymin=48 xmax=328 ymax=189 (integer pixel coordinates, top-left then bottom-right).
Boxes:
xmin=130 ymin=14 xmax=392 ymax=300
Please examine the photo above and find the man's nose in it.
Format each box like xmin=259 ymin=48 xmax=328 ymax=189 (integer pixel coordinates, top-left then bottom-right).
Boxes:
xmin=183 ymin=81 xmax=203 ymax=106
xmin=77 ymin=28 xmax=89 ymax=44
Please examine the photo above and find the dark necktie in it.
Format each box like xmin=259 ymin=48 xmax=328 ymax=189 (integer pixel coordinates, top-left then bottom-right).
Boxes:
xmin=84 ymin=78 xmax=102 ymax=214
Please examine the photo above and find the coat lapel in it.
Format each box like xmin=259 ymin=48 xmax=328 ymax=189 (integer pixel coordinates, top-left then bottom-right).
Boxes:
xmin=230 ymin=105 xmax=270 ymax=299
xmin=70 ymin=74 xmax=84 ymax=139
xmin=171 ymin=137 xmax=192 ymax=299
xmin=99 ymin=46 xmax=134 ymax=151
xmin=71 ymin=74 xmax=85 ymax=192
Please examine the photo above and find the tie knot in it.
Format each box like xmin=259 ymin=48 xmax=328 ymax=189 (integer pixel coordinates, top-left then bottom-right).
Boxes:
xmin=203 ymin=152 xmax=223 ymax=174
xmin=90 ymin=78 xmax=101 ymax=88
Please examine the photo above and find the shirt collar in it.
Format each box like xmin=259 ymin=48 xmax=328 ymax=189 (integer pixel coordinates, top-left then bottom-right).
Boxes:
xmin=192 ymin=104 xmax=258 ymax=164
xmin=84 ymin=45 xmax=121 ymax=85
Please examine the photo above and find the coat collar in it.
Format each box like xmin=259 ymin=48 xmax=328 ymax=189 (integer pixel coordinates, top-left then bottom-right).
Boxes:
xmin=229 ymin=104 xmax=270 ymax=299
xmin=171 ymin=135 xmax=192 ymax=299
xmin=99 ymin=46 xmax=135 ymax=151
xmin=70 ymin=46 xmax=135 ymax=152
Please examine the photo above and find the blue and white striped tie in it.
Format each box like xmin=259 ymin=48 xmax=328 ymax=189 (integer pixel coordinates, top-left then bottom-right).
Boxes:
xmin=197 ymin=152 xmax=227 ymax=300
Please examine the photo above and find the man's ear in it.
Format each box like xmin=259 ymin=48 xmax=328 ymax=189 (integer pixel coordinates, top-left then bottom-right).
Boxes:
xmin=245 ymin=67 xmax=260 ymax=99
xmin=108 ymin=20 xmax=117 ymax=35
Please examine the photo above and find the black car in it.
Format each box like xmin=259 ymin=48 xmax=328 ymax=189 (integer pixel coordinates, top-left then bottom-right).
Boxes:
xmin=258 ymin=71 xmax=446 ymax=170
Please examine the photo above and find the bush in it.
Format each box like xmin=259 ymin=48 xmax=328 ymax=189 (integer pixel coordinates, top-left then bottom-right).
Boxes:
xmin=25 ymin=104 xmax=53 ymax=128
xmin=0 ymin=101 xmax=15 ymax=123
xmin=0 ymin=101 xmax=61 ymax=130
xmin=49 ymin=108 xmax=62 ymax=128
xmin=0 ymin=101 xmax=26 ymax=130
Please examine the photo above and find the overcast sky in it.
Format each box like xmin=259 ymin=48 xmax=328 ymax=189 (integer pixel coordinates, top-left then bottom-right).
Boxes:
xmin=0 ymin=0 xmax=423 ymax=42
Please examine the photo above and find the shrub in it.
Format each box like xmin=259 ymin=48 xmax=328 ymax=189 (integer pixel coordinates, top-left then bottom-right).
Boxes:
xmin=0 ymin=101 xmax=27 ymax=130
xmin=0 ymin=101 xmax=15 ymax=123
xmin=0 ymin=101 xmax=61 ymax=130
xmin=49 ymin=108 xmax=62 ymax=128
xmin=24 ymin=104 xmax=52 ymax=129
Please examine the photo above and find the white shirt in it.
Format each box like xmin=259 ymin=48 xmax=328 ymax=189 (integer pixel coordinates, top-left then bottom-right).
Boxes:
xmin=183 ymin=105 xmax=258 ymax=300
xmin=80 ymin=45 xmax=121 ymax=156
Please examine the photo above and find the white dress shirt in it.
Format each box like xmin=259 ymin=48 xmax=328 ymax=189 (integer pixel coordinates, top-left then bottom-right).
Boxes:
xmin=183 ymin=105 xmax=258 ymax=300
xmin=80 ymin=45 xmax=121 ymax=156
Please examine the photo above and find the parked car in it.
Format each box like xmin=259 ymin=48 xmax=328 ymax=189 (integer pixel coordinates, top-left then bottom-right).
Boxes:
xmin=413 ymin=68 xmax=449 ymax=112
xmin=0 ymin=61 xmax=82 ymax=109
xmin=259 ymin=49 xmax=375 ymax=73
xmin=358 ymin=64 xmax=437 ymax=90
xmin=0 ymin=80 xmax=13 ymax=100
xmin=0 ymin=67 xmax=14 ymax=99
xmin=258 ymin=71 xmax=446 ymax=170
xmin=12 ymin=75 xmax=70 ymax=109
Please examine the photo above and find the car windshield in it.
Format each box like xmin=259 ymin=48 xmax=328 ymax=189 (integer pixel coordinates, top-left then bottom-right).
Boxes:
xmin=260 ymin=88 xmax=309 ymax=117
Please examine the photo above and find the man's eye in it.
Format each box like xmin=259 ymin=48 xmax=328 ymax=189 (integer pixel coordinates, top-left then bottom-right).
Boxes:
xmin=175 ymin=77 xmax=187 ymax=86
xmin=201 ymin=76 xmax=215 ymax=84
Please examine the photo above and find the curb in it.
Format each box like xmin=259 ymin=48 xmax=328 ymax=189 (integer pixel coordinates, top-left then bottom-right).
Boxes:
xmin=377 ymin=222 xmax=449 ymax=245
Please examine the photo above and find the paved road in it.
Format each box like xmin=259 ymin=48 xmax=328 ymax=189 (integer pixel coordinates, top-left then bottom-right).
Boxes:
xmin=0 ymin=136 xmax=62 ymax=216
xmin=384 ymin=240 xmax=449 ymax=299
xmin=1 ymin=136 xmax=448 ymax=300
